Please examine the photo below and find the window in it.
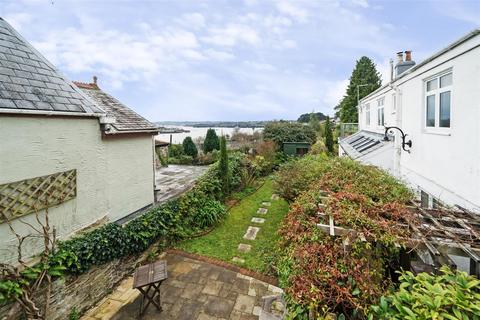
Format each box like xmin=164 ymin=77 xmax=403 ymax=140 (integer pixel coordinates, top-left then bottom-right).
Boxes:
xmin=377 ymin=97 xmax=384 ymax=126
xmin=365 ymin=103 xmax=370 ymax=126
xmin=420 ymin=190 xmax=429 ymax=208
xmin=425 ymin=72 xmax=452 ymax=129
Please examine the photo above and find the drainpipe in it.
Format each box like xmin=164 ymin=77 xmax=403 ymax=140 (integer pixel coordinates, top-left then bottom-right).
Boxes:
xmin=389 ymin=83 xmax=402 ymax=177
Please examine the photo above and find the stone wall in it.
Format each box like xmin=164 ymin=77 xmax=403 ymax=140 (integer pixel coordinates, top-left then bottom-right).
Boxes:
xmin=0 ymin=252 xmax=143 ymax=320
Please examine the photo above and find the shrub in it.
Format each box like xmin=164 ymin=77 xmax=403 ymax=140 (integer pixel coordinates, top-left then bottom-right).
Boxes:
xmin=310 ymin=139 xmax=327 ymax=155
xmin=203 ymin=128 xmax=220 ymax=153
xmin=168 ymin=155 xmax=193 ymax=165
xmin=263 ymin=121 xmax=317 ymax=149
xmin=182 ymin=136 xmax=198 ymax=158
xmin=370 ymin=267 xmax=480 ymax=319
xmin=274 ymin=157 xmax=415 ymax=318
xmin=169 ymin=144 xmax=184 ymax=158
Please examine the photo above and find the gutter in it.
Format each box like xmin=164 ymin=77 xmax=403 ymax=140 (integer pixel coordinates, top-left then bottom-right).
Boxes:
xmin=0 ymin=108 xmax=104 ymax=118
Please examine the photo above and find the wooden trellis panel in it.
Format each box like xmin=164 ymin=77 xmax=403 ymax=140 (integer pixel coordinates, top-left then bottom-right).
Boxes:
xmin=0 ymin=169 xmax=77 ymax=222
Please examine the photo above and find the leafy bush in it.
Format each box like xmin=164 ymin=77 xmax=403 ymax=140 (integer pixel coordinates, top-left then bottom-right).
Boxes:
xmin=274 ymin=157 xmax=415 ymax=318
xmin=370 ymin=267 xmax=480 ymax=319
xmin=182 ymin=136 xmax=198 ymax=158
xmin=263 ymin=121 xmax=317 ymax=149
xmin=203 ymin=128 xmax=220 ymax=153
xmin=169 ymin=144 xmax=184 ymax=158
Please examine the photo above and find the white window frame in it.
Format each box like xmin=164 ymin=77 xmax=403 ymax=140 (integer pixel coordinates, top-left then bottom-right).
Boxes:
xmin=391 ymin=93 xmax=396 ymax=114
xmin=377 ymin=97 xmax=384 ymax=127
xmin=365 ymin=103 xmax=370 ymax=126
xmin=423 ymin=70 xmax=452 ymax=134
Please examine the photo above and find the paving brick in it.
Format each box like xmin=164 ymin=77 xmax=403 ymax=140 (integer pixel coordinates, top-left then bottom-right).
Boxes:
xmin=234 ymin=294 xmax=256 ymax=314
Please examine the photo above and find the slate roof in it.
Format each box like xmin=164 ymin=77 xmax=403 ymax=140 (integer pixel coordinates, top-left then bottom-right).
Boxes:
xmin=0 ymin=18 xmax=103 ymax=115
xmin=74 ymin=81 xmax=158 ymax=134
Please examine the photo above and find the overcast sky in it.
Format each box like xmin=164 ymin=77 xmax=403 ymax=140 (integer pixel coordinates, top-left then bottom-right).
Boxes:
xmin=1 ymin=0 xmax=479 ymax=121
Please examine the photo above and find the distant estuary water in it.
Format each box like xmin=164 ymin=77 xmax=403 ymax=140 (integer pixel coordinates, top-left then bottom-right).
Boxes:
xmin=156 ymin=126 xmax=263 ymax=144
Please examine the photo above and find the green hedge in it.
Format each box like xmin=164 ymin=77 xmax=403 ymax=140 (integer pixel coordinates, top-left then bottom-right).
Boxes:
xmin=0 ymin=153 xmax=245 ymax=304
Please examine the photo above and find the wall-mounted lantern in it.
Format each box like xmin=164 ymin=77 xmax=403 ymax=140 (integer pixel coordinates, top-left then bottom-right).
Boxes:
xmin=383 ymin=126 xmax=412 ymax=153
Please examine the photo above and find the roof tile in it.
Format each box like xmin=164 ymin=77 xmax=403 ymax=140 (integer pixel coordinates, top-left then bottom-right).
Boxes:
xmin=76 ymin=83 xmax=158 ymax=134
xmin=0 ymin=18 xmax=104 ymax=115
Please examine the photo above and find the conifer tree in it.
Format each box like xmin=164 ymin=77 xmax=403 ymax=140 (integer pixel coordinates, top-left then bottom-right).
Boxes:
xmin=338 ymin=56 xmax=382 ymax=123
xmin=219 ymin=136 xmax=229 ymax=196
xmin=182 ymin=136 xmax=198 ymax=158
xmin=324 ymin=116 xmax=334 ymax=154
xmin=203 ymin=128 xmax=220 ymax=153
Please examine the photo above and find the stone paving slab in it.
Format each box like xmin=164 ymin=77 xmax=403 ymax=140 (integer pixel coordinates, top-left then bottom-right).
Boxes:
xmin=256 ymin=208 xmax=268 ymax=215
xmin=270 ymin=194 xmax=279 ymax=200
xmin=261 ymin=202 xmax=271 ymax=207
xmin=238 ymin=243 xmax=252 ymax=253
xmin=243 ymin=226 xmax=260 ymax=240
xmin=81 ymin=253 xmax=283 ymax=320
xmin=251 ymin=217 xmax=265 ymax=224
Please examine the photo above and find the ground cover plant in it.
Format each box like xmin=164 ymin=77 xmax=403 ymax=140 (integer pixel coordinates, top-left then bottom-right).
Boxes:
xmin=370 ymin=267 xmax=480 ymax=319
xmin=274 ymin=156 xmax=416 ymax=319
xmin=177 ymin=179 xmax=289 ymax=274
xmin=0 ymin=153 xmax=246 ymax=307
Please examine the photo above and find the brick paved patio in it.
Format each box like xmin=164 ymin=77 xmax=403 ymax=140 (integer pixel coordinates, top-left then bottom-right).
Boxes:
xmin=82 ymin=253 xmax=282 ymax=320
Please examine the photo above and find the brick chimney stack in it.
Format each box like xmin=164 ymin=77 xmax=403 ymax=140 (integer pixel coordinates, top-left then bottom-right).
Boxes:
xmin=93 ymin=75 xmax=98 ymax=85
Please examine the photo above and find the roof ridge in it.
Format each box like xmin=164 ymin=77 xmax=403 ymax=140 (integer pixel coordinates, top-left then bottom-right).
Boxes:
xmin=72 ymin=81 xmax=99 ymax=90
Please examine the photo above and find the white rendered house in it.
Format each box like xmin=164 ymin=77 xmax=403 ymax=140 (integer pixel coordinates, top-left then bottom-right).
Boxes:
xmin=339 ymin=29 xmax=480 ymax=214
xmin=0 ymin=18 xmax=158 ymax=262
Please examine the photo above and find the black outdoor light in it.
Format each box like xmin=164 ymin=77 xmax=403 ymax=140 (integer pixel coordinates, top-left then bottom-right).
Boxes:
xmin=383 ymin=126 xmax=412 ymax=152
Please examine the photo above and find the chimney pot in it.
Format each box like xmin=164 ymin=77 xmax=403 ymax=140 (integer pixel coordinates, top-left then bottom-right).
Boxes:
xmin=405 ymin=50 xmax=412 ymax=62
xmin=93 ymin=75 xmax=98 ymax=85
xmin=396 ymin=52 xmax=404 ymax=63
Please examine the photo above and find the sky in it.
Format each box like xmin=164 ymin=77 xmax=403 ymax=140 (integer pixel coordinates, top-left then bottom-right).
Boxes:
xmin=1 ymin=0 xmax=479 ymax=122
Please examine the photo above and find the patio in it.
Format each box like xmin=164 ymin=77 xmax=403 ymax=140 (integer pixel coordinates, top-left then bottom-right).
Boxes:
xmin=82 ymin=253 xmax=283 ymax=320
xmin=155 ymin=165 xmax=209 ymax=203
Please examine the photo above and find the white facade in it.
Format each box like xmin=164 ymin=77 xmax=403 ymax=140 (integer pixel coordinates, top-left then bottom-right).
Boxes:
xmin=0 ymin=115 xmax=155 ymax=262
xmin=354 ymin=30 xmax=480 ymax=213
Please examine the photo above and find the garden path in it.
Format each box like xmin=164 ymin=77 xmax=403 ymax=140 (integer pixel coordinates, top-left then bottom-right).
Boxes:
xmin=81 ymin=253 xmax=283 ymax=320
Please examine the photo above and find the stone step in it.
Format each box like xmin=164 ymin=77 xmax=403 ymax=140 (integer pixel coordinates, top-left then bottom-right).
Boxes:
xmin=251 ymin=217 xmax=265 ymax=224
xmin=257 ymin=208 xmax=268 ymax=215
xmin=232 ymin=257 xmax=245 ymax=264
xmin=262 ymin=202 xmax=271 ymax=207
xmin=271 ymin=194 xmax=280 ymax=200
xmin=243 ymin=226 xmax=260 ymax=240
xmin=238 ymin=243 xmax=252 ymax=253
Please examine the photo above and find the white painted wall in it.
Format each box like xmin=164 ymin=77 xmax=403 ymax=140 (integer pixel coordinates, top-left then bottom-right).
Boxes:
xmin=357 ymin=35 xmax=480 ymax=213
xmin=0 ymin=116 xmax=154 ymax=263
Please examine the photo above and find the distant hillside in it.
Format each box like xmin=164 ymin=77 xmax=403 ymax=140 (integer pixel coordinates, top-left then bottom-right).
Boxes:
xmin=297 ymin=112 xmax=328 ymax=123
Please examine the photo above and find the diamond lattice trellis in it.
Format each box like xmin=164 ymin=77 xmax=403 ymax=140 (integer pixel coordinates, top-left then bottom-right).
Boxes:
xmin=0 ymin=169 xmax=77 ymax=222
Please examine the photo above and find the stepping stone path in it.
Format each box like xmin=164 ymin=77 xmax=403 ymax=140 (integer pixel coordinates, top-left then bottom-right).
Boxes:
xmin=251 ymin=217 xmax=265 ymax=224
xmin=237 ymin=195 xmax=279 ymax=261
xmin=237 ymin=243 xmax=252 ymax=253
xmin=243 ymin=226 xmax=260 ymax=240
xmin=257 ymin=208 xmax=268 ymax=215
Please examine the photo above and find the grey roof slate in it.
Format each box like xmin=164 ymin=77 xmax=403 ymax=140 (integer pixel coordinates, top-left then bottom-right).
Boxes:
xmin=75 ymin=82 xmax=158 ymax=134
xmin=0 ymin=18 xmax=103 ymax=114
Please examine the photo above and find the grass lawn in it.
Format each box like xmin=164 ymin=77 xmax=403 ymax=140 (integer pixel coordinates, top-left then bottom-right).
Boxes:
xmin=176 ymin=178 xmax=289 ymax=274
